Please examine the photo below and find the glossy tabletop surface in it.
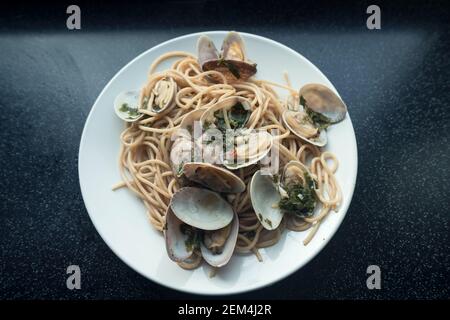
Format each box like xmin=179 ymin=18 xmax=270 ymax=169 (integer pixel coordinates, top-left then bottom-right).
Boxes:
xmin=0 ymin=0 xmax=448 ymax=299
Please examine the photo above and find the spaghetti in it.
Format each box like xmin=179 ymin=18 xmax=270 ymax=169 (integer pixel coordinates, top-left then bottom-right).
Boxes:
xmin=113 ymin=50 xmax=342 ymax=269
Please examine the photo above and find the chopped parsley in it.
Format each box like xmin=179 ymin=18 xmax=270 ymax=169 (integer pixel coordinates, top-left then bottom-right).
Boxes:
xmin=278 ymin=173 xmax=316 ymax=217
xmin=176 ymin=161 xmax=185 ymax=176
xmin=211 ymin=103 xmax=250 ymax=157
xmin=228 ymin=103 xmax=250 ymax=129
xmin=300 ymin=95 xmax=331 ymax=130
xmin=213 ymin=103 xmax=250 ymax=132
xmin=264 ymin=218 xmax=273 ymax=228
xmin=119 ymin=102 xmax=139 ymax=118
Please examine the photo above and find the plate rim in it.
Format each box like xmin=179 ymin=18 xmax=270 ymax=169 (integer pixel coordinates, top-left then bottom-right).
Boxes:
xmin=78 ymin=30 xmax=358 ymax=295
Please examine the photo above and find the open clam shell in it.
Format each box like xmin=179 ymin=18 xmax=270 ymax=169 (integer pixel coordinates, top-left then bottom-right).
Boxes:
xmin=282 ymin=109 xmax=327 ymax=147
xmin=249 ymin=170 xmax=283 ymax=230
xmin=183 ymin=162 xmax=246 ymax=193
xmin=299 ymin=83 xmax=347 ymax=124
xmin=197 ymin=32 xmax=257 ymax=82
xmin=145 ymin=77 xmax=178 ymax=114
xmin=170 ymin=187 xmax=234 ymax=230
xmin=164 ymin=206 xmax=195 ymax=262
xmin=197 ymin=35 xmax=220 ymax=71
xmin=220 ymin=32 xmax=257 ymax=81
xmin=200 ymin=96 xmax=252 ymax=130
xmin=282 ymin=161 xmax=315 ymax=188
xmin=201 ymin=211 xmax=239 ymax=268
xmin=223 ymin=130 xmax=273 ymax=170
xmin=114 ymin=90 xmax=143 ymax=122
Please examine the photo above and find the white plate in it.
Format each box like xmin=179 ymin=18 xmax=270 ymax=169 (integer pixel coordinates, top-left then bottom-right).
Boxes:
xmin=79 ymin=31 xmax=358 ymax=295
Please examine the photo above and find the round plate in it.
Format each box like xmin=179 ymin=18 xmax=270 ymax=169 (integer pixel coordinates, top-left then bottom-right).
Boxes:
xmin=79 ymin=31 xmax=358 ymax=295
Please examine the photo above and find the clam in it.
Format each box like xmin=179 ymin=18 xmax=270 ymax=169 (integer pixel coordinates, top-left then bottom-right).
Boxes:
xmin=249 ymin=160 xmax=317 ymax=230
xmin=200 ymin=96 xmax=252 ymax=131
xmin=144 ymin=76 xmax=178 ymax=114
xmin=282 ymin=109 xmax=327 ymax=147
xmin=171 ymin=187 xmax=234 ymax=230
xmin=299 ymin=83 xmax=347 ymax=124
xmin=114 ymin=76 xmax=178 ymax=122
xmin=198 ymin=96 xmax=269 ymax=170
xmin=249 ymin=170 xmax=283 ymax=230
xmin=183 ymin=162 xmax=246 ymax=193
xmin=165 ymin=187 xmax=239 ymax=267
xmin=170 ymin=107 xmax=246 ymax=193
xmin=282 ymin=83 xmax=347 ymax=147
xmin=223 ymin=130 xmax=273 ymax=170
xmin=197 ymin=32 xmax=257 ymax=82
xmin=114 ymin=90 xmax=143 ymax=122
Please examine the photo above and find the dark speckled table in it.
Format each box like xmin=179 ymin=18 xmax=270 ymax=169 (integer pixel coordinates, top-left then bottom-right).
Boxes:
xmin=0 ymin=0 xmax=449 ymax=299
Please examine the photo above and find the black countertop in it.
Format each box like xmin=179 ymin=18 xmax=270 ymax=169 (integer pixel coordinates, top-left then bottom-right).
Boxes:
xmin=0 ymin=0 xmax=449 ymax=299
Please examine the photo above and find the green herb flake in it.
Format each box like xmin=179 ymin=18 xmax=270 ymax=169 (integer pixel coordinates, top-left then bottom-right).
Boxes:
xmin=119 ymin=102 xmax=140 ymax=118
xmin=119 ymin=103 xmax=129 ymax=112
xmin=278 ymin=173 xmax=316 ymax=217
xmin=228 ymin=103 xmax=250 ymax=129
xmin=177 ymin=162 xmax=185 ymax=176
xmin=213 ymin=103 xmax=250 ymax=146
xmin=300 ymin=95 xmax=331 ymax=130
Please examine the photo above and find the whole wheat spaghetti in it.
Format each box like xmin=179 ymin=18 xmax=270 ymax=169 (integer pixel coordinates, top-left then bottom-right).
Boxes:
xmin=113 ymin=45 xmax=342 ymax=270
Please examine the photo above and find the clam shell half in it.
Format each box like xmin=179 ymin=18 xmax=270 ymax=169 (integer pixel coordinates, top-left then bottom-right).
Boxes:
xmin=282 ymin=110 xmax=327 ymax=147
xmin=183 ymin=162 xmax=246 ymax=193
xmin=223 ymin=130 xmax=273 ymax=170
xmin=197 ymin=35 xmax=220 ymax=69
xmin=114 ymin=90 xmax=143 ymax=122
xmin=299 ymin=83 xmax=347 ymax=124
xmin=200 ymin=96 xmax=252 ymax=130
xmin=197 ymin=32 xmax=257 ymax=82
xmin=170 ymin=187 xmax=234 ymax=230
xmin=147 ymin=77 xmax=178 ymax=114
xmin=164 ymin=207 xmax=195 ymax=262
xmin=249 ymin=170 xmax=283 ymax=230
